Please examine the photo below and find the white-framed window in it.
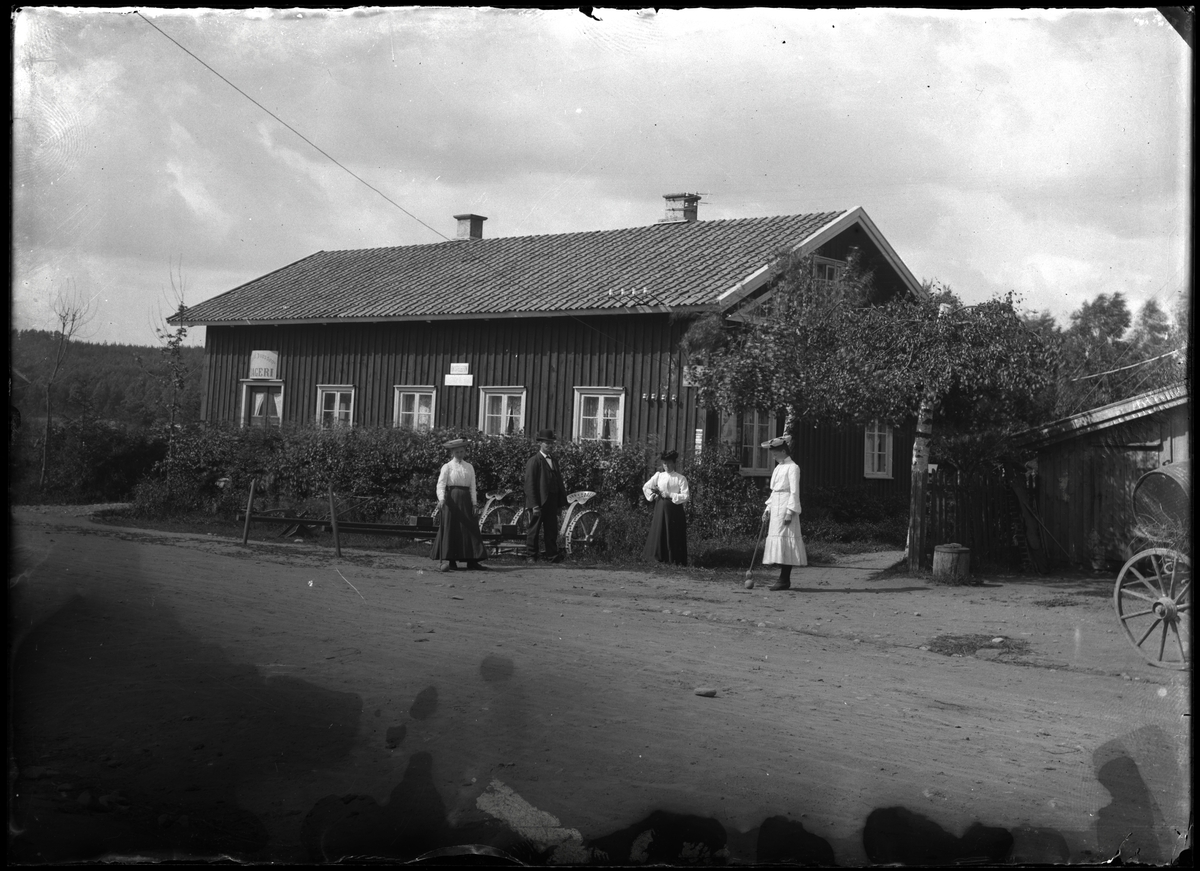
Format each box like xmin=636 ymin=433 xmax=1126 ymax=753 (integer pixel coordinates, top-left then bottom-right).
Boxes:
xmin=864 ymin=420 xmax=894 ymax=478
xmin=573 ymin=387 xmax=624 ymax=444
xmin=813 ymin=256 xmax=845 ymax=290
xmin=740 ymin=410 xmax=777 ymax=473
xmin=479 ymin=387 xmax=526 ymax=436
xmin=240 ymin=381 xmax=284 ymax=428
xmin=394 ymin=386 xmax=436 ymax=431
xmin=316 ymin=385 xmax=355 ymax=428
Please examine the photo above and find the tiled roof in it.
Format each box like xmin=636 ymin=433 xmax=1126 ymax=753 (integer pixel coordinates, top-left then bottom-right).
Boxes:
xmin=180 ymin=212 xmax=845 ymax=323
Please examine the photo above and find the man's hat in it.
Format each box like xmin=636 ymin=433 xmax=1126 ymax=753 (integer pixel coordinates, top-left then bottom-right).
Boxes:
xmin=443 ymin=438 xmax=468 ymax=451
xmin=761 ymin=436 xmax=791 ymax=450
xmin=534 ymin=429 xmax=557 ymax=443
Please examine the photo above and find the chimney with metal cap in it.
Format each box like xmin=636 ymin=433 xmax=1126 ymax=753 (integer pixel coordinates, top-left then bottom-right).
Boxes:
xmin=659 ymin=193 xmax=700 ymax=224
xmin=454 ymin=213 xmax=487 ymax=240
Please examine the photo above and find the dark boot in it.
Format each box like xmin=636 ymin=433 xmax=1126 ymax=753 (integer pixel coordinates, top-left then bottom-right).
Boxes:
xmin=770 ymin=567 xmax=792 ymax=591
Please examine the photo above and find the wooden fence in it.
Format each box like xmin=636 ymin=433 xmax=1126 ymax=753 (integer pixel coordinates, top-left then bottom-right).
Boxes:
xmin=925 ymin=467 xmax=1036 ymax=570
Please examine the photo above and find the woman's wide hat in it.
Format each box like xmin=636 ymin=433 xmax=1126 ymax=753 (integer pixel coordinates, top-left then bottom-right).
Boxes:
xmin=534 ymin=429 xmax=557 ymax=443
xmin=443 ymin=438 xmax=468 ymax=451
xmin=761 ymin=436 xmax=791 ymax=450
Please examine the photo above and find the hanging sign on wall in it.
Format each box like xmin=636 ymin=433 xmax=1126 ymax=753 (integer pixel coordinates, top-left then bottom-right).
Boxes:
xmin=249 ymin=350 xmax=279 ymax=380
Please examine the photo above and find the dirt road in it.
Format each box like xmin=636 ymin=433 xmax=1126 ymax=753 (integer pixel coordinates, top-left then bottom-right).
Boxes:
xmin=8 ymin=508 xmax=1191 ymax=865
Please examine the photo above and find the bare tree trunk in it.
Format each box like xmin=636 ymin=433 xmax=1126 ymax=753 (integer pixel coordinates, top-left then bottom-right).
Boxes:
xmin=906 ymin=393 xmax=934 ymax=572
xmin=906 ymin=303 xmax=951 ymax=572
xmin=38 ymin=280 xmax=94 ymax=490
xmin=40 ymin=384 xmax=53 ymax=490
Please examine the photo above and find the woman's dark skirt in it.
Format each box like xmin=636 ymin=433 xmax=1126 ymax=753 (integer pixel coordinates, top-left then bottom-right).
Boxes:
xmin=643 ymin=498 xmax=688 ymax=565
xmin=431 ymin=486 xmax=487 ymax=562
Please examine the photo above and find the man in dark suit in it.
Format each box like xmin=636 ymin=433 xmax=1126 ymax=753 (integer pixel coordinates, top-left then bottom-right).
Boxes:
xmin=524 ymin=429 xmax=568 ymax=562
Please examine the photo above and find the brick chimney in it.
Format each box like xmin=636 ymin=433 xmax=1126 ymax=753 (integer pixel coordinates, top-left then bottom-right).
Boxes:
xmin=454 ymin=214 xmax=487 ymax=240
xmin=659 ymin=193 xmax=700 ymax=224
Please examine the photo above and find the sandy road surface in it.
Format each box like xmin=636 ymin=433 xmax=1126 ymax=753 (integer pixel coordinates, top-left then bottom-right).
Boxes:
xmin=8 ymin=507 xmax=1191 ymax=864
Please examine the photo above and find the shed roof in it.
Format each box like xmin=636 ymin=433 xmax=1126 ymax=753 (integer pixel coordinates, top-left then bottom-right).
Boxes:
xmin=178 ymin=208 xmax=921 ymax=326
xmin=1017 ymin=382 xmax=1189 ymax=449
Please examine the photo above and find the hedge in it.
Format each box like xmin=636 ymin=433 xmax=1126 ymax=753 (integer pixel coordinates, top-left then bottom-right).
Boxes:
xmin=133 ymin=423 xmax=769 ymax=540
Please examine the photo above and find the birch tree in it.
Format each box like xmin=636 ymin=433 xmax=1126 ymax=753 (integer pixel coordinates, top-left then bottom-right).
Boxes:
xmin=682 ymin=253 xmax=1052 ymax=569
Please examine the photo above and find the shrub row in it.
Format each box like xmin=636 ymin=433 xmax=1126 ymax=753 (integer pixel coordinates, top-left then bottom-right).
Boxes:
xmin=132 ymin=423 xmax=771 ymax=541
xmin=9 ymin=416 xmax=167 ymax=504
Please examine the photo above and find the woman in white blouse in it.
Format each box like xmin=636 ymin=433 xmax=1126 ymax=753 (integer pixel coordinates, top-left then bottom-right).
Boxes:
xmin=431 ymin=438 xmax=488 ymax=572
xmin=761 ymin=436 xmax=806 ymax=590
xmin=641 ymin=449 xmax=690 ymax=565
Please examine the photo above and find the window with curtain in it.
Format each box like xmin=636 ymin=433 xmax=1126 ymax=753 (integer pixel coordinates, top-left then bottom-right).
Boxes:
xmin=244 ymin=383 xmax=283 ymax=428
xmin=480 ymin=388 xmax=525 ymax=436
xmin=575 ymin=388 xmax=624 ymax=444
xmin=394 ymin=387 xmax=435 ymax=431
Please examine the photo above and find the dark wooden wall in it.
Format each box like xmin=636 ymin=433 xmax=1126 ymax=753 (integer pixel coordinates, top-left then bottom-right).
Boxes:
xmin=1033 ymin=408 xmax=1189 ymax=566
xmin=792 ymin=419 xmax=915 ymax=502
xmin=202 ymin=313 xmax=707 ymax=453
xmin=816 ymin=225 xmax=911 ymax=303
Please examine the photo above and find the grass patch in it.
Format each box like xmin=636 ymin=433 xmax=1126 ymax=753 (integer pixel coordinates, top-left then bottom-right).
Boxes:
xmin=926 ymin=634 xmax=1031 ymax=658
xmin=1031 ymin=596 xmax=1087 ymax=608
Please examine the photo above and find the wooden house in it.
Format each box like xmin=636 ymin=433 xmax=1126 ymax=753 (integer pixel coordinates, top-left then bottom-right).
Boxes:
xmin=177 ymin=195 xmax=925 ymax=497
xmin=1018 ymin=383 xmax=1190 ymax=567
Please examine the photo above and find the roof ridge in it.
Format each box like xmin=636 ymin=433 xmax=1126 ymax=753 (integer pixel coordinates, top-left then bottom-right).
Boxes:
xmin=325 ymin=211 xmax=848 ymax=255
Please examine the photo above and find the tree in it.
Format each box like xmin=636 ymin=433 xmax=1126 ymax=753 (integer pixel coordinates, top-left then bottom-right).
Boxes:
xmin=1049 ymin=293 xmax=1186 ymax=418
xmin=40 ymin=280 xmax=95 ymax=488
xmin=682 ymin=252 xmax=1052 ymax=570
xmin=135 ymin=257 xmax=195 ymax=456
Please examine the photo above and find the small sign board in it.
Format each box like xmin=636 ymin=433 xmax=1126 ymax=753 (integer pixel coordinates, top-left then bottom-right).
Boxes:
xmin=249 ymin=350 xmax=279 ymax=380
xmin=444 ymin=374 xmax=474 ymax=386
xmin=449 ymin=363 xmax=470 ymax=375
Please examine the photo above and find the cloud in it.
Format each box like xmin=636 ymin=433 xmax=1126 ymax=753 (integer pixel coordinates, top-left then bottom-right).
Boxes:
xmin=10 ymin=7 xmax=1190 ymax=345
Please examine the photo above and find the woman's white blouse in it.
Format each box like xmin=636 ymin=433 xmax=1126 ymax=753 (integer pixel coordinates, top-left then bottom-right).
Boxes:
xmin=643 ymin=471 xmax=690 ymax=505
xmin=437 ymin=458 xmax=478 ymax=505
xmin=765 ymin=457 xmax=802 ymax=519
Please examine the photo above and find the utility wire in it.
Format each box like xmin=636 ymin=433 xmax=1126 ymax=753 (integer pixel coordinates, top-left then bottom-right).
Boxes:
xmin=1067 ymin=347 xmax=1182 ymax=382
xmin=135 ymin=11 xmax=450 ymax=242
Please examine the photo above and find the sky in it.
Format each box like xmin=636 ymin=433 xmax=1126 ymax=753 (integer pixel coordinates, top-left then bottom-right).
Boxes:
xmin=11 ymin=7 xmax=1192 ymax=348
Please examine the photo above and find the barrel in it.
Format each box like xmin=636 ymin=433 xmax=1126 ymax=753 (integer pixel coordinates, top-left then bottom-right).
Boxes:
xmin=933 ymin=544 xmax=971 ymax=584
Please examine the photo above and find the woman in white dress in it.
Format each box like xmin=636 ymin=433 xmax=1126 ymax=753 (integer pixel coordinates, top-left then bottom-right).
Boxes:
xmin=761 ymin=436 xmax=806 ymax=590
xmin=641 ymin=450 xmax=690 ymax=565
xmin=430 ymin=438 xmax=487 ymax=572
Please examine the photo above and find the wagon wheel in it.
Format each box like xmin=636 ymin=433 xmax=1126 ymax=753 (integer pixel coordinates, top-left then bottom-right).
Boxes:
xmin=479 ymin=503 xmax=517 ymax=534
xmin=1114 ymin=548 xmax=1191 ymax=670
xmin=564 ymin=509 xmax=604 ymax=555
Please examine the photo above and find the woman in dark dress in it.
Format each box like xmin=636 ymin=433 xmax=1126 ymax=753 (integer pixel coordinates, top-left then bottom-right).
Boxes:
xmin=641 ymin=450 xmax=690 ymax=565
xmin=430 ymin=438 xmax=487 ymax=572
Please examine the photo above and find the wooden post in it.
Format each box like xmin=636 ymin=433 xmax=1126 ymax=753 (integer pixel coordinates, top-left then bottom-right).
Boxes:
xmin=328 ymin=483 xmax=341 ymax=558
xmin=241 ymin=477 xmax=257 ymax=545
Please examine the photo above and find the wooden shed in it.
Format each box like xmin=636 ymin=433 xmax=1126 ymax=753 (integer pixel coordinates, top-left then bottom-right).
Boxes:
xmin=1018 ymin=383 xmax=1190 ymax=568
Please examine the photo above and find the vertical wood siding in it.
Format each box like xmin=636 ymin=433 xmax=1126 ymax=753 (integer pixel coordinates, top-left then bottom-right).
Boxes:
xmin=1033 ymin=411 xmax=1186 ymax=566
xmin=202 ymin=314 xmax=704 ymax=452
xmin=203 ymin=315 xmax=915 ymax=497
xmin=791 ymin=419 xmax=915 ymax=503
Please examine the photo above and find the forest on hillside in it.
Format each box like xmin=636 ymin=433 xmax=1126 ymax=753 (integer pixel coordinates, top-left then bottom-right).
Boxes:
xmin=10 ymin=329 xmax=205 ymax=431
